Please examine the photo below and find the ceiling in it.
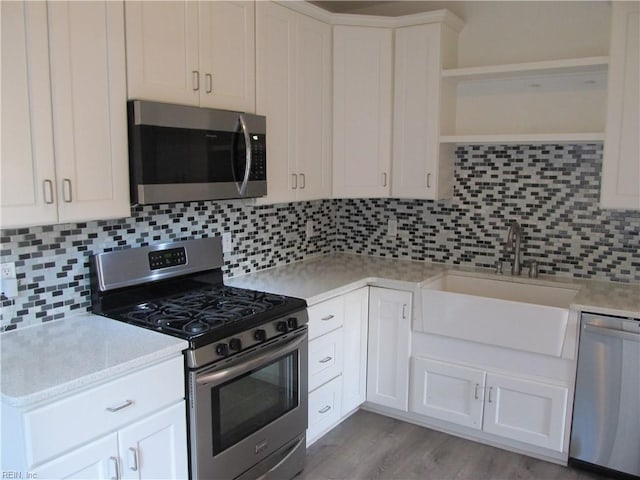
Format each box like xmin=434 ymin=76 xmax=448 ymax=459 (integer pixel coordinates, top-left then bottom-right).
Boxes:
xmin=309 ymin=1 xmax=469 ymax=18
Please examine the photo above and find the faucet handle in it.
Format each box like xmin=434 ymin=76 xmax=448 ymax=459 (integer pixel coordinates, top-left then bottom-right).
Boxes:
xmin=528 ymin=261 xmax=539 ymax=278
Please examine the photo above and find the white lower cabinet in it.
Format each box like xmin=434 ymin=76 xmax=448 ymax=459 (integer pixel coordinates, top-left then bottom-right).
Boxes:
xmin=306 ymin=287 xmax=369 ymax=445
xmin=410 ymin=356 xmax=568 ymax=452
xmin=34 ymin=402 xmax=187 ymax=480
xmin=367 ymin=287 xmax=412 ymax=411
xmin=4 ymin=356 xmax=188 ymax=479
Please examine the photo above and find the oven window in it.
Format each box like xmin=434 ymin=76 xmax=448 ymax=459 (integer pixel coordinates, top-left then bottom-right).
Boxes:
xmin=211 ymin=351 xmax=299 ymax=455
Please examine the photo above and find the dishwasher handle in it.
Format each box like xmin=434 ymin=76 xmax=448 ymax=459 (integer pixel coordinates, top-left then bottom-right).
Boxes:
xmin=584 ymin=322 xmax=640 ymax=343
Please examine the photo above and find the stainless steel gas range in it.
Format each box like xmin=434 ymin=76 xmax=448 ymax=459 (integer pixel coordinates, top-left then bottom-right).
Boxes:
xmin=90 ymin=237 xmax=308 ymax=480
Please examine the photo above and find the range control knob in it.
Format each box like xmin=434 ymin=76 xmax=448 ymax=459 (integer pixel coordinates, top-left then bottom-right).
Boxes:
xmin=254 ymin=329 xmax=267 ymax=342
xmin=215 ymin=343 xmax=229 ymax=356
xmin=229 ymin=338 xmax=242 ymax=351
xmin=276 ymin=321 xmax=288 ymax=333
xmin=287 ymin=317 xmax=298 ymax=330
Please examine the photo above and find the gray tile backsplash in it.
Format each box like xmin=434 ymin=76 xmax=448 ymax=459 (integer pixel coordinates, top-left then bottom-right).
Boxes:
xmin=2 ymin=144 xmax=638 ymax=331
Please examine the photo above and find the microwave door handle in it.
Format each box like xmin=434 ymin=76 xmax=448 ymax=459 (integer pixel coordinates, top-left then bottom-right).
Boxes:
xmin=238 ymin=114 xmax=252 ymax=196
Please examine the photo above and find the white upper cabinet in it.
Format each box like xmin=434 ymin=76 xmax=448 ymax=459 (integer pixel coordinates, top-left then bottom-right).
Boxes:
xmin=126 ymin=1 xmax=255 ymax=113
xmin=601 ymin=2 xmax=640 ymax=210
xmin=256 ymin=2 xmax=331 ymax=204
xmin=1 ymin=1 xmax=130 ymax=229
xmin=333 ymin=26 xmax=392 ymax=199
xmin=392 ymin=21 xmax=459 ymax=200
xmin=1 ymin=1 xmax=57 ymax=227
xmin=48 ymin=1 xmax=130 ymax=224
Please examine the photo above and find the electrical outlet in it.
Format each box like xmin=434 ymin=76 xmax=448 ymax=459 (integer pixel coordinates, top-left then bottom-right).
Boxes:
xmin=1 ymin=262 xmax=16 ymax=279
xmin=387 ymin=219 xmax=397 ymax=237
xmin=222 ymin=232 xmax=233 ymax=253
xmin=306 ymin=219 xmax=314 ymax=238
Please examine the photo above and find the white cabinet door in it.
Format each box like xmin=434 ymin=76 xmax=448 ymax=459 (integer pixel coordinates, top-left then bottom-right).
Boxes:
xmin=256 ymin=3 xmax=331 ymax=204
xmin=333 ymin=26 xmax=392 ymax=199
xmin=410 ymin=357 xmax=485 ymax=429
xmin=294 ymin=13 xmax=332 ymax=201
xmin=125 ymin=1 xmax=200 ymax=105
xmin=1 ymin=1 xmax=57 ymax=228
xmin=307 ymin=376 xmax=342 ymax=445
xmin=118 ymin=402 xmax=189 ymax=480
xmin=392 ymin=24 xmax=454 ymax=200
xmin=48 ymin=1 xmax=130 ymax=223
xmin=483 ymin=373 xmax=568 ymax=452
xmin=199 ymin=1 xmax=255 ymax=112
xmin=256 ymin=2 xmax=296 ymax=204
xmin=601 ymin=2 xmax=640 ymax=209
xmin=367 ymin=287 xmax=411 ymax=411
xmin=342 ymin=287 xmax=369 ymax=415
xmin=33 ymin=433 xmax=117 ymax=480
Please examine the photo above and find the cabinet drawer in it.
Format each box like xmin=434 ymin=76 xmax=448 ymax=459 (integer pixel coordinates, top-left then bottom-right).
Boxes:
xmin=24 ymin=356 xmax=184 ymax=466
xmin=308 ymin=328 xmax=343 ymax=392
xmin=308 ymin=296 xmax=344 ymax=340
xmin=307 ymin=376 xmax=342 ymax=445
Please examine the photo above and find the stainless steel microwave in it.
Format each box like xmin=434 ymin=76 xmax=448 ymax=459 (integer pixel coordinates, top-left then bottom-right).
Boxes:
xmin=127 ymin=100 xmax=267 ymax=205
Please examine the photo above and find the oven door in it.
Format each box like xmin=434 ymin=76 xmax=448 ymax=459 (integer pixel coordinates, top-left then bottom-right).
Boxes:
xmin=189 ymin=328 xmax=308 ymax=480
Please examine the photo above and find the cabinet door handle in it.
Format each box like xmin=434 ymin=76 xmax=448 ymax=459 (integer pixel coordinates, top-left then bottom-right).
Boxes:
xmin=319 ymin=356 xmax=332 ymax=364
xmin=318 ymin=405 xmax=331 ymax=414
xmin=205 ymin=73 xmax=213 ymax=93
xmin=43 ymin=179 xmax=55 ymax=204
xmin=192 ymin=70 xmax=200 ymax=91
xmin=321 ymin=314 xmax=334 ymax=321
xmin=109 ymin=456 xmax=120 ymax=480
xmin=487 ymin=386 xmax=493 ymax=403
xmin=128 ymin=447 xmax=139 ymax=472
xmin=62 ymin=178 xmax=73 ymax=203
xmin=381 ymin=172 xmax=387 ymax=187
xmin=106 ymin=400 xmax=133 ymax=412
xmin=474 ymin=383 xmax=480 ymax=400
xmin=291 ymin=173 xmax=298 ymax=189
xmin=427 ymin=172 xmax=431 ymax=189
xmin=402 ymin=304 xmax=407 ymax=319
xmin=300 ymin=173 xmax=306 ymax=189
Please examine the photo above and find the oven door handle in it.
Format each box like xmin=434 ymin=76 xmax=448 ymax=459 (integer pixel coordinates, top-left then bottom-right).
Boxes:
xmin=196 ymin=330 xmax=307 ymax=387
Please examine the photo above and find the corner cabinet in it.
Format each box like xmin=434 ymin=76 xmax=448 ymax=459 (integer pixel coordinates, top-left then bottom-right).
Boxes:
xmin=367 ymin=287 xmax=412 ymax=411
xmin=1 ymin=1 xmax=130 ymax=229
xmin=333 ymin=26 xmax=393 ymax=199
xmin=392 ymin=19 xmax=460 ymax=200
xmin=601 ymin=2 xmax=640 ymax=210
xmin=255 ymin=2 xmax=332 ymax=204
xmin=125 ymin=1 xmax=255 ymax=113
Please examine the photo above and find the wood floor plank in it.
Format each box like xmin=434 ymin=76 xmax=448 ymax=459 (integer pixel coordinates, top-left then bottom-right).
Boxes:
xmin=301 ymin=411 xmax=613 ymax=480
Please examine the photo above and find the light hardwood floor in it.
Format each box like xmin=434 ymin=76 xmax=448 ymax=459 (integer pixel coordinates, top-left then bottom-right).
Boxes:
xmin=301 ymin=410 xmax=611 ymax=480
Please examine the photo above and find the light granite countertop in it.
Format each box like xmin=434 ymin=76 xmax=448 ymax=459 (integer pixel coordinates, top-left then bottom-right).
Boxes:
xmin=227 ymin=253 xmax=640 ymax=318
xmin=1 ymin=313 xmax=187 ymax=408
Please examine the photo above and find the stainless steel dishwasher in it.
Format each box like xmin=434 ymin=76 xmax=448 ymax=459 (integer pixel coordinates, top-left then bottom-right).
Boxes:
xmin=570 ymin=313 xmax=640 ymax=478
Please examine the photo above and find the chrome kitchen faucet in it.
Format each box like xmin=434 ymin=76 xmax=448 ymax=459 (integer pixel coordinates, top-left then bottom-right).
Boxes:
xmin=506 ymin=221 xmax=523 ymax=275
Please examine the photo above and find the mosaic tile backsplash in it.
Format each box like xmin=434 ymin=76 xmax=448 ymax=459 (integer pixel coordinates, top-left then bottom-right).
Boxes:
xmin=2 ymin=144 xmax=639 ymax=331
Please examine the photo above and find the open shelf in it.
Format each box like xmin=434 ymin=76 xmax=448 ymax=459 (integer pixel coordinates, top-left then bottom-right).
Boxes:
xmin=442 ymin=56 xmax=609 ymax=82
xmin=440 ymin=132 xmax=605 ymax=144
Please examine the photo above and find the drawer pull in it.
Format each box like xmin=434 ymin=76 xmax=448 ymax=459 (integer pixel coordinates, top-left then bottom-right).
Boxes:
xmin=106 ymin=400 xmax=133 ymax=412
xmin=318 ymin=405 xmax=331 ymax=414
xmin=319 ymin=356 xmax=332 ymax=364
xmin=321 ymin=315 xmax=335 ymax=321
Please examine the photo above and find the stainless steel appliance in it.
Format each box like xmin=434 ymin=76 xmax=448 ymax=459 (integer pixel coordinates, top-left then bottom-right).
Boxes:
xmin=570 ymin=313 xmax=640 ymax=478
xmin=128 ymin=100 xmax=267 ymax=205
xmin=90 ymin=237 xmax=308 ymax=480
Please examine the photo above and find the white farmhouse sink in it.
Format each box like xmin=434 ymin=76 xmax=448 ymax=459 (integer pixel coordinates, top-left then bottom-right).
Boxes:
xmin=421 ymin=273 xmax=579 ymax=357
